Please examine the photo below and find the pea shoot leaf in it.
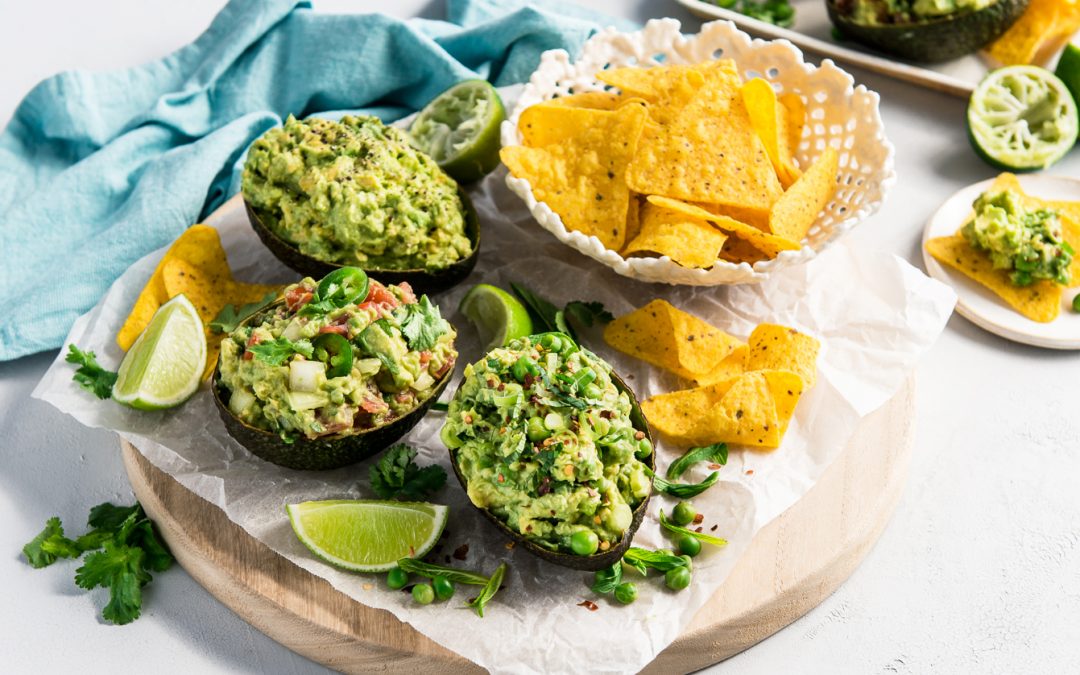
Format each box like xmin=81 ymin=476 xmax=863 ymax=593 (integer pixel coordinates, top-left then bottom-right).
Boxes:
xmin=510 ymin=282 xmax=612 ymax=344
xmin=466 ymin=562 xmax=507 ymax=618
xmin=510 ymin=282 xmax=561 ymax=334
xmin=564 ymin=301 xmax=614 ymax=328
xmin=65 ymin=345 xmax=117 ymax=400
xmin=369 ymin=444 xmax=447 ymax=500
xmin=646 ymin=466 xmax=721 ymax=499
xmin=666 ymin=442 xmax=728 ymax=480
xmin=396 ymin=558 xmax=490 ymax=586
xmin=249 ymin=336 xmax=313 ymax=366
xmin=209 ymin=291 xmax=279 ymax=334
xmin=590 ymin=562 xmax=623 ymax=594
xmin=397 ymin=296 xmax=448 ymax=352
xmin=658 ymin=510 xmax=728 ymax=547
xmin=622 ymin=547 xmax=688 ymax=573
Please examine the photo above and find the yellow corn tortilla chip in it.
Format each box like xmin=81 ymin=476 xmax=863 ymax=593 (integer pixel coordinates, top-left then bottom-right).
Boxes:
xmin=648 ymin=196 xmax=800 ymax=258
xmin=695 ymin=345 xmax=747 ymax=386
xmin=543 ymin=91 xmax=624 ymax=111
xmin=603 ymin=299 xmax=744 ymax=380
xmin=596 ymin=61 xmax=738 ymax=105
xmin=640 ymin=380 xmax=736 ymax=444
xmin=718 ymin=236 xmax=770 ymax=265
xmin=116 ymin=225 xmax=223 ymax=351
xmin=985 ymin=0 xmax=1080 ymax=66
xmin=502 ymin=103 xmax=647 ymax=251
xmin=742 ymin=78 xmax=801 ymax=188
xmin=744 ymin=324 xmax=821 ymax=388
xmin=623 ymin=201 xmax=729 ymax=268
xmin=779 ymin=92 xmax=805 ymax=162
xmin=768 ymin=147 xmax=839 ymax=242
xmin=696 ymin=201 xmax=771 ymax=232
xmin=624 ymin=194 xmax=642 ymax=246
xmin=927 ymin=234 xmax=1061 ymax=322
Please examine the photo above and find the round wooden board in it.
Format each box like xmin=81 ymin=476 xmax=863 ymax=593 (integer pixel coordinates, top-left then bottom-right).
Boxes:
xmin=123 ymin=378 xmax=914 ymax=674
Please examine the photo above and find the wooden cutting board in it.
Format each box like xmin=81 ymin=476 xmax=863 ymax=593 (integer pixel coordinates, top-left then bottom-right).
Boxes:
xmin=123 ymin=378 xmax=914 ymax=674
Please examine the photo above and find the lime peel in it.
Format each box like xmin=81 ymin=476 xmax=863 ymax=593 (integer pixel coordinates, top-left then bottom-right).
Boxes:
xmin=458 ymin=283 xmax=534 ymax=350
xmin=409 ymin=79 xmax=506 ymax=183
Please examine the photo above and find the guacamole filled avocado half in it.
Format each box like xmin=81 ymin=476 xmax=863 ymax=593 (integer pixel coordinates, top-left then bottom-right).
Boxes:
xmin=827 ymin=0 xmax=1028 ymax=62
xmin=963 ymin=189 xmax=1074 ymax=286
xmin=214 ymin=267 xmax=457 ymax=470
xmin=241 ymin=115 xmax=475 ymax=277
xmin=441 ymin=333 xmax=654 ymax=570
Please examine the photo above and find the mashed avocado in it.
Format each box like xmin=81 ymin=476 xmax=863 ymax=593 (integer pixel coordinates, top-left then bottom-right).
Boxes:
xmin=242 ymin=115 xmax=472 ymax=271
xmin=441 ymin=334 xmax=651 ymax=555
xmin=219 ymin=272 xmax=456 ymax=441
xmin=843 ymin=0 xmax=992 ymax=24
xmin=962 ymin=189 xmax=1074 ymax=286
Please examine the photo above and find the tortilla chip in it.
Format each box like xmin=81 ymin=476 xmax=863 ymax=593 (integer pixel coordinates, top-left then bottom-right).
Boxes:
xmin=744 ymin=324 xmax=821 ymax=388
xmin=648 ymin=196 xmax=800 ymax=258
xmin=623 ymin=201 xmax=729 ymax=268
xmin=695 ymin=345 xmax=747 ymax=385
xmin=927 ymin=234 xmax=1061 ymax=322
xmin=625 ymin=70 xmax=782 ymax=211
xmin=502 ymin=102 xmax=647 ymax=250
xmin=544 ymin=91 xmax=624 ymax=111
xmin=984 ymin=0 xmax=1080 ymax=66
xmin=765 ymin=370 xmax=805 ymax=435
xmin=640 ymin=380 xmax=735 ymax=444
xmin=742 ymin=78 xmax=801 ymax=188
xmin=779 ymin=92 xmax=806 ymax=161
xmin=718 ymin=236 xmax=771 ymax=265
xmin=768 ymin=147 xmax=839 ymax=242
xmin=603 ymin=299 xmax=744 ymax=380
xmin=596 ymin=61 xmax=738 ymax=104
xmin=624 ymin=194 xmax=642 ymax=246
xmin=696 ymin=202 xmax=771 ymax=231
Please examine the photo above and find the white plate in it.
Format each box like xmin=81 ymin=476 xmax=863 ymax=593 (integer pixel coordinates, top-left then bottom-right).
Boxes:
xmin=921 ymin=175 xmax=1080 ymax=349
xmin=677 ymin=0 xmax=990 ymax=98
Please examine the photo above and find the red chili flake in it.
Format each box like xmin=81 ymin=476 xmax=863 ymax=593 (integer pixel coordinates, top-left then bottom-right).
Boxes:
xmin=710 ymin=525 xmax=718 ymax=532
xmin=695 ymin=527 xmax=703 ymax=533
xmin=708 ymin=463 xmax=722 ymax=470
xmin=497 ymin=474 xmax=505 ymax=483
xmin=578 ymin=600 xmax=599 ymax=611
xmin=453 ymin=544 xmax=469 ymax=561
xmin=692 ymin=513 xmax=704 ymax=525
xmin=745 ymin=469 xmax=755 ymax=475
xmin=633 ymin=430 xmax=646 ymax=441
xmin=505 ymin=541 xmax=515 ymax=550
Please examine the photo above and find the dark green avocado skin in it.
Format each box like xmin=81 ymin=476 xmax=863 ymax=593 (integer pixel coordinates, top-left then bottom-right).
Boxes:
xmin=448 ymin=370 xmax=655 ymax=572
xmin=827 ymin=0 xmax=1029 ymax=63
xmin=211 ymin=300 xmax=456 ymax=471
xmin=244 ymin=188 xmax=480 ymax=297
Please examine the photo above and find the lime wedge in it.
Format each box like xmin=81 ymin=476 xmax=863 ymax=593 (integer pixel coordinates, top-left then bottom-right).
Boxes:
xmin=409 ymin=79 xmax=506 ymax=183
xmin=967 ymin=65 xmax=1078 ymax=171
xmin=112 ymin=294 xmax=206 ymax=410
xmin=286 ymin=500 xmax=448 ymax=573
xmin=459 ymin=284 xmax=534 ymax=350
xmin=1055 ymin=43 xmax=1080 ymax=107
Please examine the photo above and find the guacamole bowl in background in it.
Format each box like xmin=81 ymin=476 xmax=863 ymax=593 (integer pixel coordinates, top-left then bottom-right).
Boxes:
xmin=242 ymin=115 xmax=480 ymax=297
xmin=441 ymin=333 xmax=655 ymax=571
xmin=212 ymin=272 xmax=458 ymax=471
xmin=826 ymin=0 xmax=1029 ymax=63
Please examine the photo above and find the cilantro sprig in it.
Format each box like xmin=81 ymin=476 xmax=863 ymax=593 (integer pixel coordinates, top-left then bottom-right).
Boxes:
xmin=509 ymin=282 xmax=612 ymax=344
xmin=249 ymin=336 xmax=314 ymax=366
xmin=369 ymin=444 xmax=447 ymax=500
xmin=66 ymin=345 xmax=117 ymax=400
xmin=209 ymin=291 xmax=279 ymax=333
xmin=22 ymin=502 xmax=174 ymax=625
xmin=396 ymin=296 xmax=449 ymax=352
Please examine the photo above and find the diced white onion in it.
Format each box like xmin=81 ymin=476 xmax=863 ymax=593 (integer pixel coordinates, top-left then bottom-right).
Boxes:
xmin=228 ymin=388 xmax=257 ymax=416
xmin=286 ymin=390 xmax=329 ymax=411
xmin=412 ymin=372 xmax=435 ymax=391
xmin=289 ymin=360 xmax=325 ymax=393
xmin=282 ymin=319 xmax=304 ymax=341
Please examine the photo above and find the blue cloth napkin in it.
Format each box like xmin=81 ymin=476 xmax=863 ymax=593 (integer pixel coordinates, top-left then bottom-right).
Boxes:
xmin=0 ymin=0 xmax=630 ymax=361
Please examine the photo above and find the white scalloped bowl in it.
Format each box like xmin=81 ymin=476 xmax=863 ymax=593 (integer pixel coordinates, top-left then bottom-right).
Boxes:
xmin=500 ymin=18 xmax=896 ymax=285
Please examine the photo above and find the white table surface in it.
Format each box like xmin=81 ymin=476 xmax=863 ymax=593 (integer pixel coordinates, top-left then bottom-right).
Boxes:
xmin=3 ymin=1 xmax=1079 ymax=673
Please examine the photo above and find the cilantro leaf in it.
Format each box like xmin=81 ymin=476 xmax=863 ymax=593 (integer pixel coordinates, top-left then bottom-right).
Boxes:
xmin=249 ymin=336 xmax=313 ymax=366
xmin=666 ymin=442 xmax=728 ymax=480
xmin=75 ymin=541 xmax=150 ymax=625
xmin=369 ymin=444 xmax=447 ymax=500
xmin=564 ymin=301 xmax=613 ymax=329
xmin=88 ymin=502 xmax=142 ymax=532
xmin=659 ymin=509 xmax=728 ymax=547
xmin=647 ymin=465 xmax=721 ymax=499
xmin=209 ymin=291 xmax=279 ymax=333
xmin=510 ymin=282 xmax=562 ymax=334
xmin=22 ymin=517 xmax=82 ymax=568
xmin=590 ymin=561 xmax=622 ymax=594
xmin=510 ymin=282 xmax=611 ymax=345
xmin=397 ymin=296 xmax=448 ymax=351
xmin=65 ymin=345 xmax=117 ymax=400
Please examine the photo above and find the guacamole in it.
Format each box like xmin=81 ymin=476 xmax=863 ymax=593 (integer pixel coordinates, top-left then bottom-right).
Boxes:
xmin=963 ymin=189 xmax=1074 ymax=286
xmin=219 ymin=270 xmax=456 ymax=441
xmin=242 ymin=115 xmax=472 ymax=271
xmin=841 ymin=0 xmax=992 ymax=24
xmin=441 ymin=334 xmax=652 ymax=556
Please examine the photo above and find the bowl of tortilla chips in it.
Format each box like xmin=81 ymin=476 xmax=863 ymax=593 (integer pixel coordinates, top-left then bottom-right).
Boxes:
xmin=499 ymin=19 xmax=895 ymax=285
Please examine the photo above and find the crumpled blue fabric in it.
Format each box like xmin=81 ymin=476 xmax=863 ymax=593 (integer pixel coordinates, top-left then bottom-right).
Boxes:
xmin=0 ymin=0 xmax=629 ymax=361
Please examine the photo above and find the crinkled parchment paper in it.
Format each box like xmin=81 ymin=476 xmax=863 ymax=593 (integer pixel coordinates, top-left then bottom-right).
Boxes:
xmin=34 ymin=119 xmax=955 ymax=675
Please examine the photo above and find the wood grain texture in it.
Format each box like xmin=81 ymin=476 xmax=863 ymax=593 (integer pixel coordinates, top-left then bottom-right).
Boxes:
xmin=123 ymin=378 xmax=914 ymax=674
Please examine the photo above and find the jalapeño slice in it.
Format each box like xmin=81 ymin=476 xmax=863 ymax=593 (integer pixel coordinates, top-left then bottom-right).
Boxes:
xmin=313 ymin=333 xmax=354 ymax=378
xmin=318 ymin=267 xmax=369 ymax=308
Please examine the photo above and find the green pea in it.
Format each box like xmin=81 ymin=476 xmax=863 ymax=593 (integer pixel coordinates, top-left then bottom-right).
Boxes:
xmin=432 ymin=575 xmax=455 ymax=601
xmin=614 ymin=582 xmax=637 ymax=605
xmin=544 ymin=412 xmax=565 ymax=431
xmin=665 ymin=566 xmax=691 ymax=591
xmin=679 ymin=554 xmax=693 ymax=570
xmin=527 ymin=416 xmax=551 ymax=442
xmin=635 ymin=437 xmax=652 ymax=460
xmin=676 ymin=534 xmax=702 ymax=557
xmin=583 ymin=382 xmax=603 ymax=400
xmin=510 ymin=358 xmax=529 ymax=383
xmin=386 ymin=567 xmax=408 ymax=590
xmin=570 ymin=530 xmax=600 ymax=556
xmin=1073 ymin=294 xmax=1080 ymax=313
xmin=672 ymin=500 xmax=697 ymax=526
xmin=412 ymin=582 xmax=435 ymax=605
xmin=540 ymin=334 xmax=563 ymax=352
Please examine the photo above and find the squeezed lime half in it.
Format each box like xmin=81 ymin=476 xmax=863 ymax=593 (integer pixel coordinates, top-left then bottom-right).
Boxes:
xmin=409 ymin=79 xmax=506 ymax=183
xmin=459 ymin=283 xmax=534 ymax=350
xmin=112 ymin=294 xmax=206 ymax=410
xmin=287 ymin=500 xmax=448 ymax=573
xmin=967 ymin=65 xmax=1079 ymax=171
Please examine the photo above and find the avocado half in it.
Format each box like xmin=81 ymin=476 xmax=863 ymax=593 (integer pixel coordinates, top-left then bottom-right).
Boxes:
xmin=827 ymin=0 xmax=1029 ymax=63
xmin=211 ymin=301 xmax=455 ymax=471
xmin=244 ymin=187 xmax=480 ymax=297
xmin=447 ymin=370 xmax=655 ymax=572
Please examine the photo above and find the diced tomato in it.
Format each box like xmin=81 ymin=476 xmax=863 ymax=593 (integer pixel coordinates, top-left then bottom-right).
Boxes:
xmin=365 ymin=281 xmax=399 ymax=309
xmin=394 ymin=391 xmax=415 ymax=405
xmin=419 ymin=351 xmax=432 ymax=368
xmin=359 ymin=396 xmax=389 ymax=414
xmin=434 ymin=357 xmax=455 ymax=379
xmin=285 ymin=286 xmax=314 ymax=311
xmin=243 ymin=333 xmax=261 ymax=361
xmin=397 ymin=281 xmax=417 ymax=305
xmin=318 ymin=324 xmax=349 ymax=336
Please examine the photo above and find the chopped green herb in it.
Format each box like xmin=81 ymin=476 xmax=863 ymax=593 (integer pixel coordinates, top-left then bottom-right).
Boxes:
xmin=564 ymin=301 xmax=614 ymax=328
xmin=647 ymin=466 xmax=720 ymax=499
xmin=622 ymin=547 xmax=689 ymax=575
xmin=209 ymin=291 xmax=279 ymax=333
xmin=396 ymin=558 xmax=491 ymax=586
xmin=369 ymin=444 xmax=447 ymax=501
xmin=397 ymin=296 xmax=449 ymax=351
xmin=66 ymin=345 xmax=117 ymax=400
xmin=249 ymin=336 xmax=314 ymax=366
xmin=430 ymin=401 xmax=449 ymax=412
xmin=712 ymin=0 xmax=795 ymax=28
xmin=667 ymin=442 xmax=728 ymax=480
xmin=510 ymin=282 xmax=611 ymax=344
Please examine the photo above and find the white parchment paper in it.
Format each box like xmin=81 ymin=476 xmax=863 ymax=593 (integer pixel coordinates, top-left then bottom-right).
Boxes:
xmin=34 ymin=154 xmax=956 ymax=674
